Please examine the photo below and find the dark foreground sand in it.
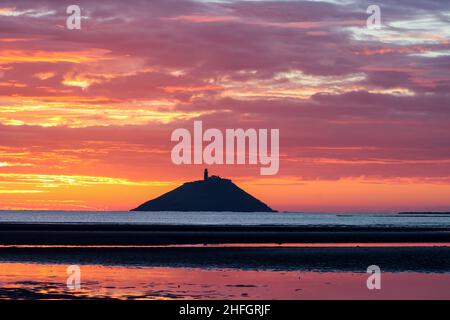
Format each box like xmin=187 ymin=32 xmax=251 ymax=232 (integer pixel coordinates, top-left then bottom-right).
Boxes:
xmin=1 ymin=223 xmax=450 ymax=245
xmin=1 ymin=246 xmax=450 ymax=272
xmin=1 ymin=224 xmax=450 ymax=300
xmin=1 ymin=224 xmax=450 ymax=272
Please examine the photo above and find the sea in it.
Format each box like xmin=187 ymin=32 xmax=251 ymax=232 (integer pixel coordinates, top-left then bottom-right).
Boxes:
xmin=0 ymin=210 xmax=450 ymax=228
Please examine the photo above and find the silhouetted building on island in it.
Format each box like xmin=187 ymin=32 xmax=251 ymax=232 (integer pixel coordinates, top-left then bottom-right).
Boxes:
xmin=132 ymin=169 xmax=276 ymax=212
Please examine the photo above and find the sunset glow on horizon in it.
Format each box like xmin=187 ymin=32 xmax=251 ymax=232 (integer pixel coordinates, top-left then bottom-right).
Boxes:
xmin=1 ymin=0 xmax=450 ymax=212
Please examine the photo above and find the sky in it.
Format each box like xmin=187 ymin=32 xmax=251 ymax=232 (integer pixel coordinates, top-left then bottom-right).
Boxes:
xmin=0 ymin=0 xmax=449 ymax=212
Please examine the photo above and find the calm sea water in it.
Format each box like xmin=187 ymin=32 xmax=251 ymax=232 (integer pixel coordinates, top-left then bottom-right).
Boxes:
xmin=0 ymin=211 xmax=449 ymax=228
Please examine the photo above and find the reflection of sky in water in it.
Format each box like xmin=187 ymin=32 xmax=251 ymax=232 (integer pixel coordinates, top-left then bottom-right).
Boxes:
xmin=1 ymin=263 xmax=450 ymax=300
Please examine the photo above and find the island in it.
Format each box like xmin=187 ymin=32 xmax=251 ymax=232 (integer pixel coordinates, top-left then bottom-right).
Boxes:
xmin=131 ymin=169 xmax=276 ymax=212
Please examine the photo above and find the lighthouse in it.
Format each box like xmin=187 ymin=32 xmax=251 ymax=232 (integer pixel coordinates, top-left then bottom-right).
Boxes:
xmin=204 ymin=168 xmax=208 ymax=181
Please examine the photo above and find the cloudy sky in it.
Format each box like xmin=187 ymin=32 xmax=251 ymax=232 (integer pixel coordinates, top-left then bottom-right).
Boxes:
xmin=0 ymin=0 xmax=449 ymax=212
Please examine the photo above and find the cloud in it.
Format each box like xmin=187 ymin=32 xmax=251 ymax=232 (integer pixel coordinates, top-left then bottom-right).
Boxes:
xmin=0 ymin=0 xmax=449 ymax=210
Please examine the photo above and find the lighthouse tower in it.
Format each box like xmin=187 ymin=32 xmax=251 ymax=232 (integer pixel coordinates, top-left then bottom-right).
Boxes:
xmin=204 ymin=168 xmax=209 ymax=181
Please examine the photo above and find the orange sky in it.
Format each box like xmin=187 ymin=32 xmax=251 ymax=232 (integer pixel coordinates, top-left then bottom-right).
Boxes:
xmin=1 ymin=1 xmax=450 ymax=212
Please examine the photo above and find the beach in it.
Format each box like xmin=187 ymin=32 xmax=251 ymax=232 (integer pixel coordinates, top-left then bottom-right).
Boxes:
xmin=1 ymin=212 xmax=450 ymax=299
xmin=2 ymin=245 xmax=450 ymax=272
xmin=2 ymin=244 xmax=450 ymax=299
xmin=1 ymin=223 xmax=450 ymax=245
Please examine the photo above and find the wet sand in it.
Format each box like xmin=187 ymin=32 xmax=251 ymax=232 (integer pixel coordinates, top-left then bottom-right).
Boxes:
xmin=2 ymin=262 xmax=450 ymax=300
xmin=1 ymin=246 xmax=450 ymax=272
xmin=2 ymin=223 xmax=450 ymax=273
xmin=2 ymin=224 xmax=450 ymax=299
xmin=1 ymin=223 xmax=450 ymax=245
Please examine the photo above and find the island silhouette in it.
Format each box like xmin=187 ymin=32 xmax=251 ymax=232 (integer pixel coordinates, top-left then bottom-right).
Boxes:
xmin=131 ymin=169 xmax=276 ymax=212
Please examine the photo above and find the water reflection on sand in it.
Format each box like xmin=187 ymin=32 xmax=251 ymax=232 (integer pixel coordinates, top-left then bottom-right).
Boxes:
xmin=1 ymin=262 xmax=450 ymax=300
